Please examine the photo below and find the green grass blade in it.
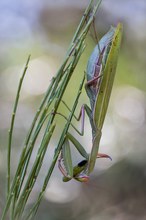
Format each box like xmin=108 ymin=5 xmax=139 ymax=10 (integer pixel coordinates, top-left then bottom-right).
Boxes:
xmin=7 ymin=55 xmax=30 ymax=196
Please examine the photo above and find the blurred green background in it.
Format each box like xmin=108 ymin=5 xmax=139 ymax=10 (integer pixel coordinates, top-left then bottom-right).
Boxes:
xmin=0 ymin=0 xmax=146 ymax=219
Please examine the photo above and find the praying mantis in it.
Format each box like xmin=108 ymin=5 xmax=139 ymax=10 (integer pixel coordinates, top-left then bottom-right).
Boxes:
xmin=57 ymin=23 xmax=122 ymax=182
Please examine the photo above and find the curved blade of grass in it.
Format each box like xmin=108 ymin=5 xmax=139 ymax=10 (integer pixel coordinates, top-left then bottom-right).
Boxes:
xmin=7 ymin=55 xmax=30 ymax=196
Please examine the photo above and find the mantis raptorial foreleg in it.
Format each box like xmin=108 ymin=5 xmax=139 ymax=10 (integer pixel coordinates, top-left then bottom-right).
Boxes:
xmin=58 ymin=133 xmax=89 ymax=182
xmin=58 ymin=133 xmax=111 ymax=182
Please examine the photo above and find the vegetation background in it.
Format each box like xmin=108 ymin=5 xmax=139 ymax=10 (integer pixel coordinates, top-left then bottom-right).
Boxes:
xmin=0 ymin=0 xmax=146 ymax=219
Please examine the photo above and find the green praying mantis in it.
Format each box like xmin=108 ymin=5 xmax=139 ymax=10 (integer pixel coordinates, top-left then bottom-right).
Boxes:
xmin=57 ymin=23 xmax=123 ymax=182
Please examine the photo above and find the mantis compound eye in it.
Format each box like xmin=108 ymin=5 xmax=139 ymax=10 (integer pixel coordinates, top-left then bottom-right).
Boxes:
xmin=77 ymin=160 xmax=88 ymax=167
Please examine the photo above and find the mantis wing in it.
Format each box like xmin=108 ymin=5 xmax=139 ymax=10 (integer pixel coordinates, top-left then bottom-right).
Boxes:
xmin=86 ymin=26 xmax=116 ymax=82
xmin=86 ymin=27 xmax=116 ymax=110
xmin=88 ymin=23 xmax=123 ymax=174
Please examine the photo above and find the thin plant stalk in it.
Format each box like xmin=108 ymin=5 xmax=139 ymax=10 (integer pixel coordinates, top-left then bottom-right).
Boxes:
xmin=1 ymin=1 xmax=103 ymax=220
xmin=14 ymin=41 xmax=85 ymax=219
xmin=7 ymin=55 xmax=31 ymax=196
xmin=25 ymin=73 xmax=85 ymax=220
xmin=13 ymin=1 xmax=101 ymax=208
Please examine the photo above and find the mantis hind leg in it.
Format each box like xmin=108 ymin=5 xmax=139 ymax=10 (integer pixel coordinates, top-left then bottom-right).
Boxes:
xmin=54 ymin=101 xmax=92 ymax=136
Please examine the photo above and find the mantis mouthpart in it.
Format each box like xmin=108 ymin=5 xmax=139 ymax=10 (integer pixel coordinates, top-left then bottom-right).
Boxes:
xmin=57 ymin=23 xmax=123 ymax=182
